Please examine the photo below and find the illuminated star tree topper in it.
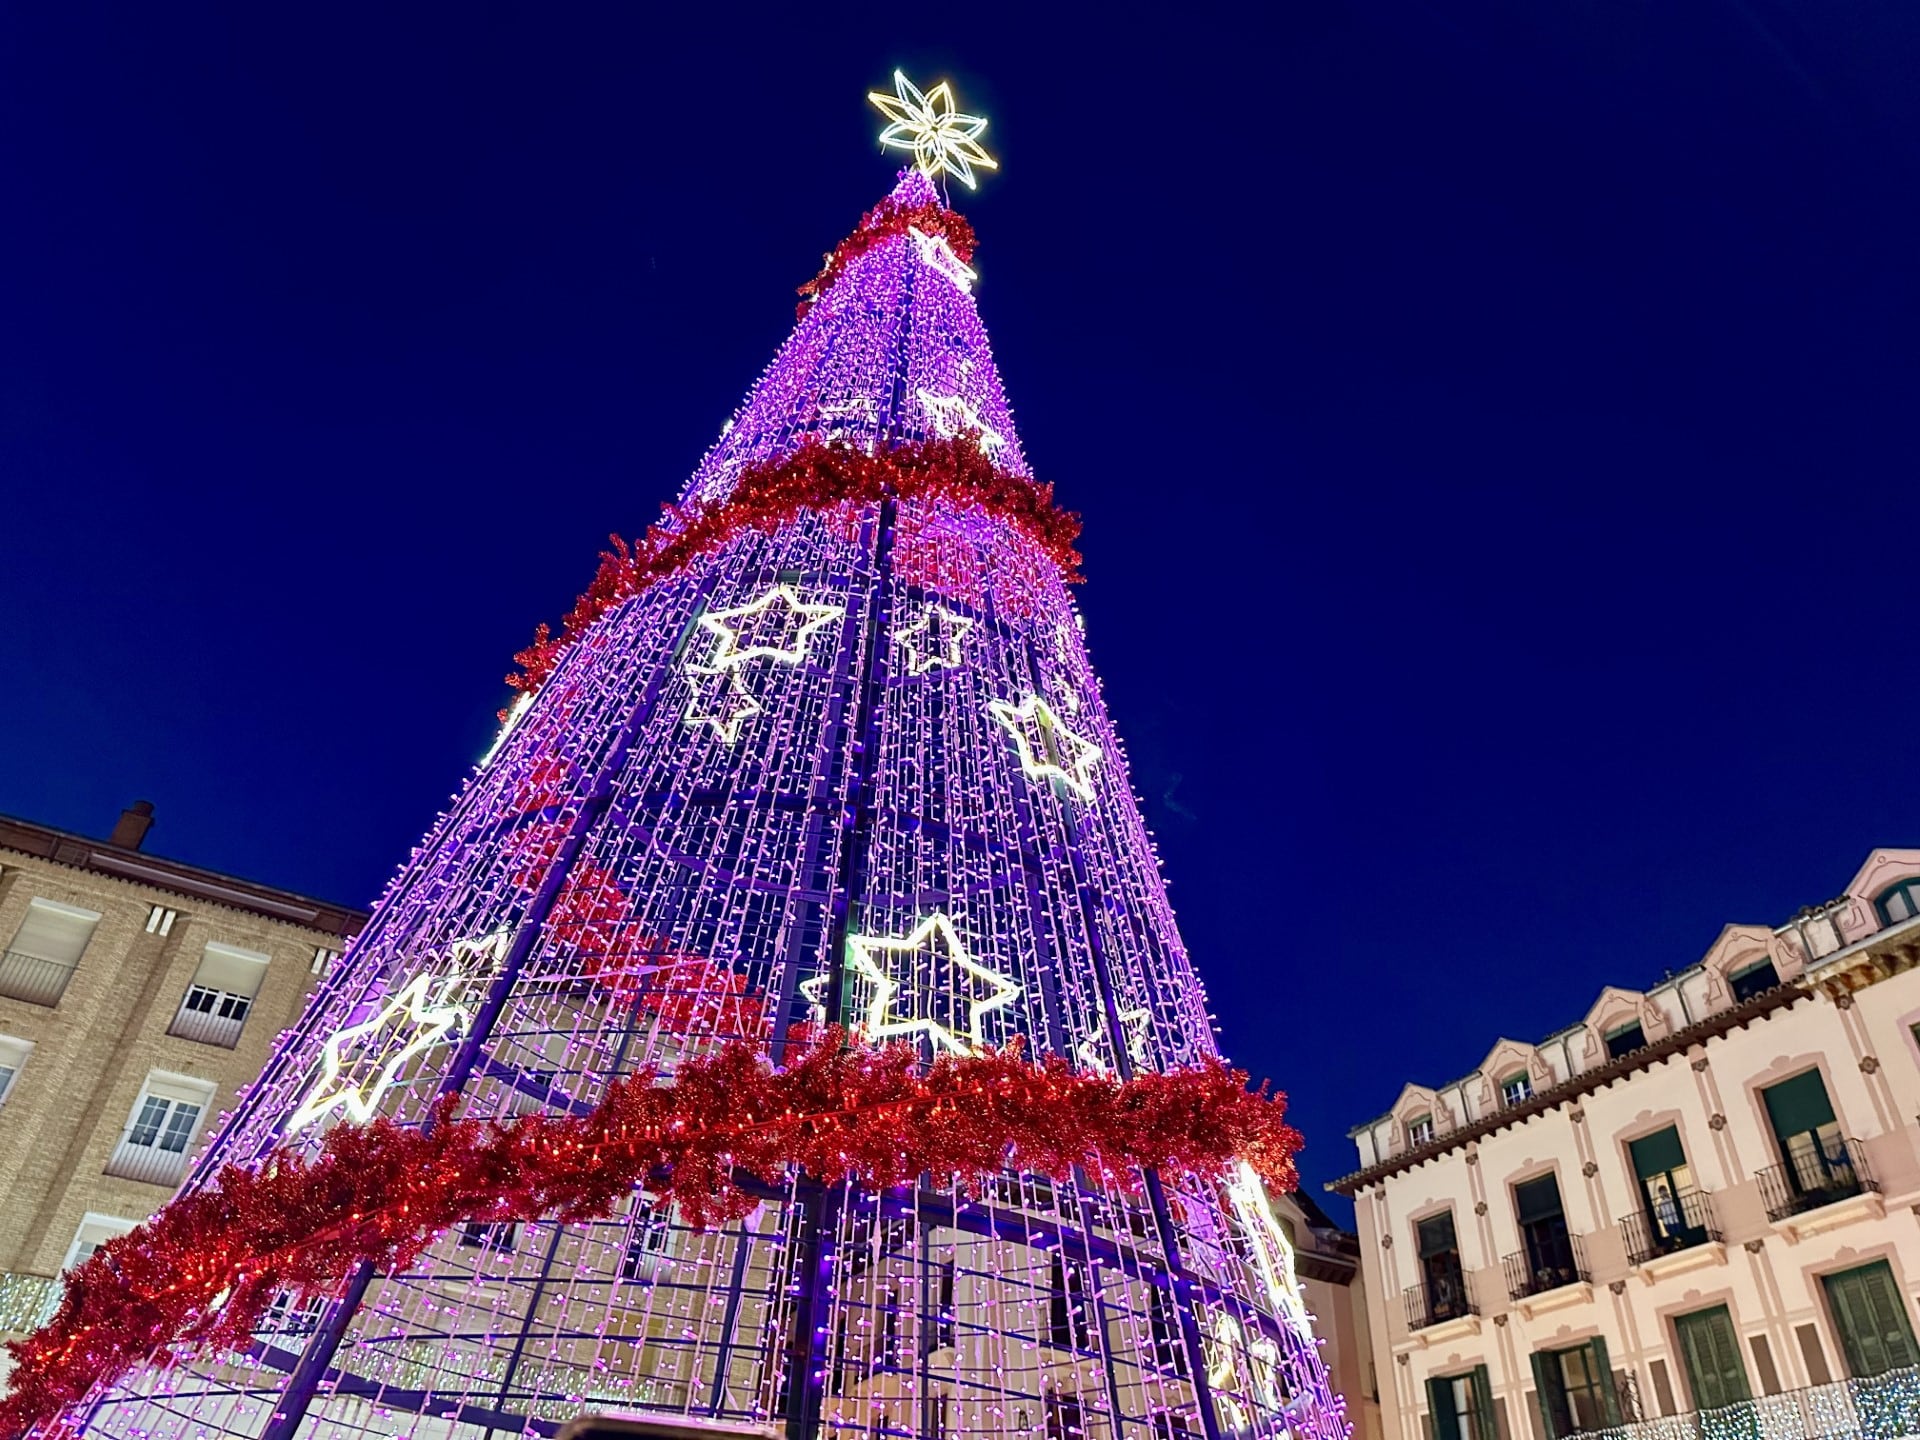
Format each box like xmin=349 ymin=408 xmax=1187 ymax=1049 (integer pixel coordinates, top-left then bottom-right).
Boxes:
xmin=868 ymin=70 xmax=999 ymax=190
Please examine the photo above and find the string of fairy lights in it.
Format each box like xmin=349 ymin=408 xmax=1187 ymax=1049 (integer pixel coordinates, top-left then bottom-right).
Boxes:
xmin=65 ymin=74 xmax=1343 ymax=1440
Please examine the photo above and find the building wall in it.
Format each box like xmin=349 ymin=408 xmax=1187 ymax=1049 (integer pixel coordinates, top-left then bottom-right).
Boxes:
xmin=1337 ymin=850 xmax=1920 ymax=1440
xmin=0 ymin=828 xmax=359 ymax=1296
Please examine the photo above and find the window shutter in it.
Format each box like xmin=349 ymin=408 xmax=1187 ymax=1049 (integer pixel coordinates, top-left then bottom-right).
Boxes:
xmin=1528 ymin=1353 xmax=1564 ymax=1440
xmin=1514 ymin=1175 xmax=1564 ymax=1225
xmin=1824 ymin=1261 xmax=1920 ymax=1378
xmin=1628 ymin=1128 xmax=1686 ymax=1180
xmin=1587 ymin=1336 xmax=1621 ymax=1427
xmin=1760 ymin=1071 xmax=1837 ymax=1146
xmin=1472 ymin=1367 xmax=1498 ymax=1440
xmin=9 ymin=901 xmax=99 ymax=964
xmin=190 ymin=943 xmax=269 ymax=998
xmin=1427 ymin=1377 xmax=1460 ymax=1440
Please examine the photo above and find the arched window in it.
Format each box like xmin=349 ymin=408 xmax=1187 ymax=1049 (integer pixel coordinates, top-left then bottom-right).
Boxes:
xmin=1875 ymin=878 xmax=1920 ymax=928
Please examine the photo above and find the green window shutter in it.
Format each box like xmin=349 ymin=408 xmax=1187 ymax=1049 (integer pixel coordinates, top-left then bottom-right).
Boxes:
xmin=1825 ymin=1261 xmax=1920 ymax=1378
xmin=1629 ymin=1128 xmax=1686 ymax=1180
xmin=1514 ymin=1175 xmax=1565 ymax=1225
xmin=1530 ymin=1352 xmax=1566 ymax=1440
xmin=1429 ymin=1376 xmax=1462 ymax=1440
xmin=1471 ymin=1366 xmax=1498 ymax=1440
xmin=1674 ymin=1308 xmax=1750 ymax=1410
xmin=1760 ymin=1071 xmax=1837 ymax=1145
xmin=1587 ymin=1336 xmax=1622 ymax=1426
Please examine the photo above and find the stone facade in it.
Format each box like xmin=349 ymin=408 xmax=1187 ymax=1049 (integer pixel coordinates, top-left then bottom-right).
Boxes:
xmin=0 ymin=805 xmax=363 ymax=1344
xmin=1331 ymin=848 xmax=1920 ymax=1440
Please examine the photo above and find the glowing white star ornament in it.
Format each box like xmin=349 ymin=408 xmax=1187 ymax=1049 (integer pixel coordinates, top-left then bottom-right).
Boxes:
xmin=845 ymin=912 xmax=1021 ymax=1055
xmin=868 ymin=71 xmax=998 ymax=190
xmin=288 ymin=972 xmax=470 ymax=1133
xmin=695 ymin=585 xmax=843 ymax=670
xmin=798 ymin=973 xmax=832 ymax=1022
xmin=1074 ymin=1006 xmax=1154 ymax=1073
xmin=684 ymin=670 xmax=763 ymax=744
xmin=988 ymin=694 xmax=1102 ymax=800
xmin=895 ymin=604 xmax=974 ymax=675
xmin=916 ymin=390 xmax=1004 ymax=452
xmin=908 ymin=225 xmax=977 ymax=292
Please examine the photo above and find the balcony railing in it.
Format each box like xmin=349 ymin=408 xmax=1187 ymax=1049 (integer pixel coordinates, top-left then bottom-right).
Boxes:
xmin=1404 ymin=1269 xmax=1477 ymax=1330
xmin=166 ymin=985 xmax=252 ymax=1048
xmin=1566 ymin=1362 xmax=1920 ymax=1440
xmin=1621 ymin=1187 xmax=1722 ymax=1266
xmin=1757 ymin=1137 xmax=1880 ymax=1222
xmin=0 ymin=949 xmax=77 ymax=1007
xmin=103 ymin=1138 xmax=191 ymax=1188
xmin=1503 ymin=1230 xmax=1590 ymax=1300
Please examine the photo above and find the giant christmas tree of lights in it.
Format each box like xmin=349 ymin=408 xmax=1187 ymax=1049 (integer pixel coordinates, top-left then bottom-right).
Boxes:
xmin=29 ymin=77 xmax=1348 ymax=1440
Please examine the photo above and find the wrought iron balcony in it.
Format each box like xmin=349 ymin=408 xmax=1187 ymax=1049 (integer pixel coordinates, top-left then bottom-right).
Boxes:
xmin=1757 ymin=1137 xmax=1880 ymax=1222
xmin=166 ymin=985 xmax=252 ymax=1048
xmin=1621 ymin=1187 xmax=1722 ymax=1266
xmin=1404 ymin=1269 xmax=1477 ymax=1330
xmin=1502 ymin=1230 xmax=1589 ymax=1300
xmin=0 ymin=949 xmax=77 ymax=1007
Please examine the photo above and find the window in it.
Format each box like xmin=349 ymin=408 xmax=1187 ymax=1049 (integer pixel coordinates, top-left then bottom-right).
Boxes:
xmin=106 ymin=1072 xmax=215 ymax=1186
xmin=1875 ymin=878 xmax=1920 ymax=928
xmin=1760 ymin=1070 xmax=1852 ymax=1204
xmin=1407 ymin=1113 xmax=1435 ymax=1146
xmin=1604 ymin=1021 xmax=1647 ymax=1059
xmin=1148 ymin=1281 xmax=1187 ymax=1375
xmin=621 ymin=1196 xmax=672 ymax=1278
xmin=1048 ymin=1252 xmax=1092 ymax=1350
xmin=1531 ymin=1338 xmax=1619 ymax=1439
xmin=1823 ymin=1260 xmax=1920 ymax=1378
xmin=1427 ymin=1367 xmax=1495 ymax=1440
xmin=1673 ymin=1305 xmax=1750 ymax=1411
xmin=929 ymin=1258 xmax=956 ymax=1351
xmin=168 ymin=943 xmax=268 ymax=1048
xmin=1 ymin=898 xmax=100 ymax=1005
xmin=1044 ymin=1390 xmax=1084 ymax=1440
xmin=62 ymin=1213 xmax=138 ymax=1273
xmin=1501 ymin=1072 xmax=1532 ymax=1107
xmin=259 ymin=1291 xmax=325 ymax=1338
xmin=458 ymin=1221 xmax=518 ymax=1253
xmin=311 ymin=947 xmax=340 ymax=976
xmin=1512 ymin=1174 xmax=1580 ymax=1294
xmin=1627 ymin=1127 xmax=1709 ymax=1257
xmin=1415 ymin=1211 xmax=1469 ymax=1325
xmin=1729 ymin=958 xmax=1780 ymax=1003
xmin=0 ymin=1035 xmax=31 ymax=1104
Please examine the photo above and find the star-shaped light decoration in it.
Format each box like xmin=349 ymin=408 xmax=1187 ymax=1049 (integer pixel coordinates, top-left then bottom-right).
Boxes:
xmin=908 ymin=225 xmax=977 ymax=293
xmin=1074 ymin=1005 xmax=1154 ymax=1074
xmin=694 ymin=585 xmax=843 ymax=671
xmin=988 ymin=695 xmax=1103 ymax=800
xmin=845 ymin=912 xmax=1021 ymax=1056
xmin=287 ymin=972 xmax=470 ymax=1134
xmin=684 ymin=671 xmax=763 ymax=745
xmin=895 ymin=604 xmax=975 ymax=675
xmin=868 ymin=71 xmax=998 ymax=190
xmin=797 ymin=972 xmax=833 ymax=1024
xmin=916 ymin=390 xmax=1004 ymax=453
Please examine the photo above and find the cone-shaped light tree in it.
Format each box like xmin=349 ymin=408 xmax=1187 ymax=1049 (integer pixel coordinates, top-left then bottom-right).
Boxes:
xmin=15 ymin=78 xmax=1348 ymax=1440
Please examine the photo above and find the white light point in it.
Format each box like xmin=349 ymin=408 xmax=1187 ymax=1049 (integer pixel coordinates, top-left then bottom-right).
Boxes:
xmin=988 ymin=694 xmax=1102 ymax=800
xmin=694 ymin=585 xmax=843 ymax=670
xmin=867 ymin=71 xmax=998 ymax=190
xmin=684 ymin=671 xmax=763 ymax=745
xmin=917 ymin=390 xmax=1004 ymax=453
xmin=287 ymin=971 xmax=473 ymax=1134
xmin=895 ymin=604 xmax=975 ymax=675
xmin=908 ymin=225 xmax=976 ymax=292
xmin=845 ymin=912 xmax=1021 ymax=1056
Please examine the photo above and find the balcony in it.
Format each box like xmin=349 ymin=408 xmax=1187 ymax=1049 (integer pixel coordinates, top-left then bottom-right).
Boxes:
xmin=1566 ymin=1363 xmax=1920 ymax=1440
xmin=1758 ymin=1138 xmax=1882 ymax=1233
xmin=1404 ymin=1270 xmax=1478 ymax=1333
xmin=166 ymin=985 xmax=253 ymax=1048
xmin=103 ymin=1137 xmax=191 ymax=1189
xmin=1621 ymin=1187 xmax=1723 ymax=1270
xmin=0 ymin=949 xmax=77 ymax=1007
xmin=1503 ymin=1231 xmax=1590 ymax=1302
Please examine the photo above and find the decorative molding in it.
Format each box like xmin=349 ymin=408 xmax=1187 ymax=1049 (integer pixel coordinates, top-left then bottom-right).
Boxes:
xmin=1861 ymin=1055 xmax=1881 ymax=1074
xmin=1582 ymin=1161 xmax=1599 ymax=1178
xmin=1465 ymin=1152 xmax=1479 ymax=1167
xmin=1380 ymin=1235 xmax=1392 ymax=1250
xmin=1745 ymin=1239 xmax=1766 ymax=1254
xmin=1609 ymin=1280 xmax=1627 ymax=1296
xmin=1475 ymin=1202 xmax=1488 ymax=1217
xmin=1493 ymin=1314 xmax=1509 ymax=1328
xmin=1397 ymin=1353 xmax=1410 ymax=1367
xmin=1569 ymin=1108 xmax=1585 ymax=1124
xmin=1835 ymin=992 xmax=1855 ymax=1010
xmin=1709 ymin=1113 xmax=1728 ymax=1131
xmin=1691 ymin=1056 xmax=1711 ymax=1073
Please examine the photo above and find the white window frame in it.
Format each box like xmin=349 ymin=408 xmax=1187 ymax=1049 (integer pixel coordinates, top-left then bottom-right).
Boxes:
xmin=0 ymin=1034 xmax=34 ymax=1105
xmin=1407 ymin=1114 xmax=1435 ymax=1146
xmin=61 ymin=1212 xmax=139 ymax=1273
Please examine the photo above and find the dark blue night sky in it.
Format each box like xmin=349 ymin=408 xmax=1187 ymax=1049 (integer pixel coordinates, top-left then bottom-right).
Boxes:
xmin=2 ymin=3 xmax=1916 ymax=1215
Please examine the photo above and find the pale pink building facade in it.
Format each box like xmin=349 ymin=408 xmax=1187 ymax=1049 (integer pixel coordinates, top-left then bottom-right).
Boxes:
xmin=1332 ymin=848 xmax=1920 ymax=1440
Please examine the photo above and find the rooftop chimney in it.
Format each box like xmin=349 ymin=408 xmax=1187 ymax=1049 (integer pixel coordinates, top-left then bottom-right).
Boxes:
xmin=110 ymin=800 xmax=155 ymax=851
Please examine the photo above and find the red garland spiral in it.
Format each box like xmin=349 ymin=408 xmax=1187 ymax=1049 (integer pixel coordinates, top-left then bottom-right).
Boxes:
xmin=0 ymin=1029 xmax=1297 ymax=1439
xmin=505 ymin=437 xmax=1082 ymax=704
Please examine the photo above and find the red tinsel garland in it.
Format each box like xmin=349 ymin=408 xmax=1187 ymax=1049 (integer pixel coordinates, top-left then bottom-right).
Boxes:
xmin=505 ymin=438 xmax=1082 ymax=702
xmin=0 ymin=1030 xmax=1297 ymax=1439
xmin=795 ymin=192 xmax=977 ymax=320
